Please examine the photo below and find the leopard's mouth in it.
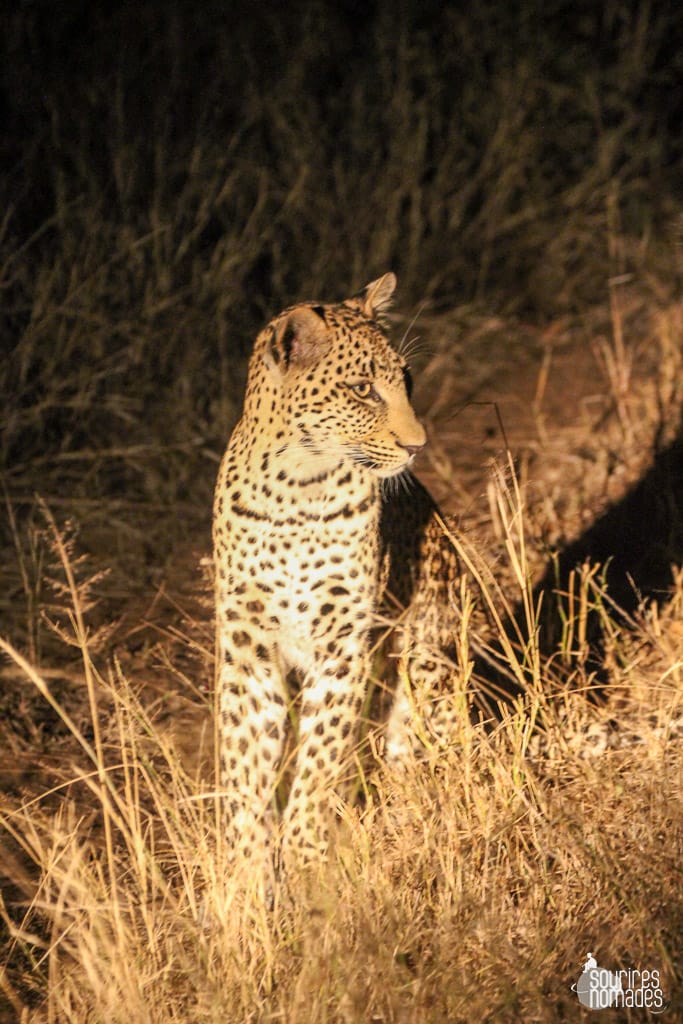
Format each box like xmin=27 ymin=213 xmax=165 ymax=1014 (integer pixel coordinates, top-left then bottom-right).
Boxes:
xmin=376 ymin=459 xmax=414 ymax=479
xmin=353 ymin=454 xmax=414 ymax=478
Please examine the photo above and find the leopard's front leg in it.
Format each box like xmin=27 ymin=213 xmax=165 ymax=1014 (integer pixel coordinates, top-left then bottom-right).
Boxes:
xmin=282 ymin=642 xmax=369 ymax=864
xmin=216 ymin=602 xmax=288 ymax=876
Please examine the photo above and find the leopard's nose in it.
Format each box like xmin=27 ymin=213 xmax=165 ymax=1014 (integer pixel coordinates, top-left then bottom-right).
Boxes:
xmin=399 ymin=440 xmax=426 ymax=457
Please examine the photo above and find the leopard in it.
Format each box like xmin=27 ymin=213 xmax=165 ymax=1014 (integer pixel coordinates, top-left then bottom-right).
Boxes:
xmin=213 ymin=273 xmax=467 ymax=875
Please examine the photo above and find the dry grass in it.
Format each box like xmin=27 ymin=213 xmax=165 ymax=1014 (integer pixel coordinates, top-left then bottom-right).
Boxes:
xmin=1 ymin=451 xmax=682 ymax=1022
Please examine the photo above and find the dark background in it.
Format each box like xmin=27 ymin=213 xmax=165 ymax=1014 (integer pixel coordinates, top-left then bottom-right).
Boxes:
xmin=2 ymin=0 xmax=682 ymax=553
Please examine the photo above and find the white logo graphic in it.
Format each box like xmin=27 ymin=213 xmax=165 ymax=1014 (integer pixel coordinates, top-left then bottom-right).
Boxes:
xmin=572 ymin=953 xmax=667 ymax=1012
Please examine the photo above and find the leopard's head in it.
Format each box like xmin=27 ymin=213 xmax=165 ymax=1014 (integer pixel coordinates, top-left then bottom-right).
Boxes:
xmin=248 ymin=273 xmax=426 ymax=480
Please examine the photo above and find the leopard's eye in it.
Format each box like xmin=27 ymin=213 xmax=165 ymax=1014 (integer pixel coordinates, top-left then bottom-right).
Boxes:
xmin=348 ymin=381 xmax=378 ymax=401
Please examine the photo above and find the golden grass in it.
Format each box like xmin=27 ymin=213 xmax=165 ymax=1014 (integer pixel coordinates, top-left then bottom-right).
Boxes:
xmin=1 ymin=459 xmax=682 ymax=1022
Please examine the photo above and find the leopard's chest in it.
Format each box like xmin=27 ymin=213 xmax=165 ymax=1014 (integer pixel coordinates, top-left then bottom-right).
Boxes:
xmin=232 ymin=498 xmax=380 ymax=673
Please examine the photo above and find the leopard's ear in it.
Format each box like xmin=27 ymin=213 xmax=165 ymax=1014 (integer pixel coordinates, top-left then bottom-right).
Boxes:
xmin=352 ymin=272 xmax=397 ymax=320
xmin=264 ymin=304 xmax=330 ymax=380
